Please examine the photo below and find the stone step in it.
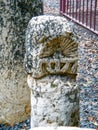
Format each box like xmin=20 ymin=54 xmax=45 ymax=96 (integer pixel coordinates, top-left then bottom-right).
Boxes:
xmin=30 ymin=127 xmax=95 ymax=130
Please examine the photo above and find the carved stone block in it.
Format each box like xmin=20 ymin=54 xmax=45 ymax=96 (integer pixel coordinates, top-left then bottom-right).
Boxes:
xmin=25 ymin=15 xmax=79 ymax=128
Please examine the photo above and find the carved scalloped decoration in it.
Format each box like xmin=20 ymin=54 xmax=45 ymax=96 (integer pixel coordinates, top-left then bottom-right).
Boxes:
xmin=39 ymin=35 xmax=78 ymax=58
xmin=33 ymin=35 xmax=78 ymax=79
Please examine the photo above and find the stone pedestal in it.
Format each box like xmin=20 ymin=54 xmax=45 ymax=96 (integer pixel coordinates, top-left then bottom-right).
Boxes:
xmin=25 ymin=15 xmax=79 ymax=128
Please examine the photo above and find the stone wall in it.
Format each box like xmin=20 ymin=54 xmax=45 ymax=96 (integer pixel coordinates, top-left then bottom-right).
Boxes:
xmin=0 ymin=0 xmax=43 ymax=125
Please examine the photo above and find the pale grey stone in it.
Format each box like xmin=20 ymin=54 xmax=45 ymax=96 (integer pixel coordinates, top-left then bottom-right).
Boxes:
xmin=25 ymin=15 xmax=79 ymax=128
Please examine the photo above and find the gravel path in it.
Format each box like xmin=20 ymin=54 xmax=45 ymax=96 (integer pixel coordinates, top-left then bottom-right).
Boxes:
xmin=0 ymin=118 xmax=30 ymax=130
xmin=43 ymin=0 xmax=59 ymax=15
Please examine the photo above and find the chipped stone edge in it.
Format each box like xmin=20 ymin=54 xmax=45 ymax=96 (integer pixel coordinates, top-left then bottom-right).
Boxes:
xmin=30 ymin=127 xmax=96 ymax=130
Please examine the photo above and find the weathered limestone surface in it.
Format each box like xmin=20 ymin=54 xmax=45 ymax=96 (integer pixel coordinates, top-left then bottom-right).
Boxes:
xmin=0 ymin=0 xmax=43 ymax=124
xmin=30 ymin=76 xmax=78 ymax=127
xmin=25 ymin=15 xmax=79 ymax=128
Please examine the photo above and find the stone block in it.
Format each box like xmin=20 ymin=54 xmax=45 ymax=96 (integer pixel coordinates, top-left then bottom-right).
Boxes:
xmin=25 ymin=15 xmax=79 ymax=128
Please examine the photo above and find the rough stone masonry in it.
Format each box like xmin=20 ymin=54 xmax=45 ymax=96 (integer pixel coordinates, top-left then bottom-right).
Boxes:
xmin=25 ymin=15 xmax=79 ymax=128
xmin=0 ymin=0 xmax=43 ymax=125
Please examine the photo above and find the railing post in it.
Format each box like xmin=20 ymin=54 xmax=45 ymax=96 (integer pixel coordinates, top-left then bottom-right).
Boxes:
xmin=60 ymin=0 xmax=63 ymax=12
xmin=63 ymin=0 xmax=66 ymax=13
xmin=94 ymin=0 xmax=97 ymax=30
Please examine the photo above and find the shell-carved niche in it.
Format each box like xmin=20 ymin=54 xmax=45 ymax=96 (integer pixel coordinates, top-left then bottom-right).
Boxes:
xmin=33 ymin=34 xmax=78 ymax=79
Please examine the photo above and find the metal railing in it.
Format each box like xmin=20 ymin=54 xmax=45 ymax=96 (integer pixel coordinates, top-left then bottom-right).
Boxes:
xmin=60 ymin=0 xmax=98 ymax=35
